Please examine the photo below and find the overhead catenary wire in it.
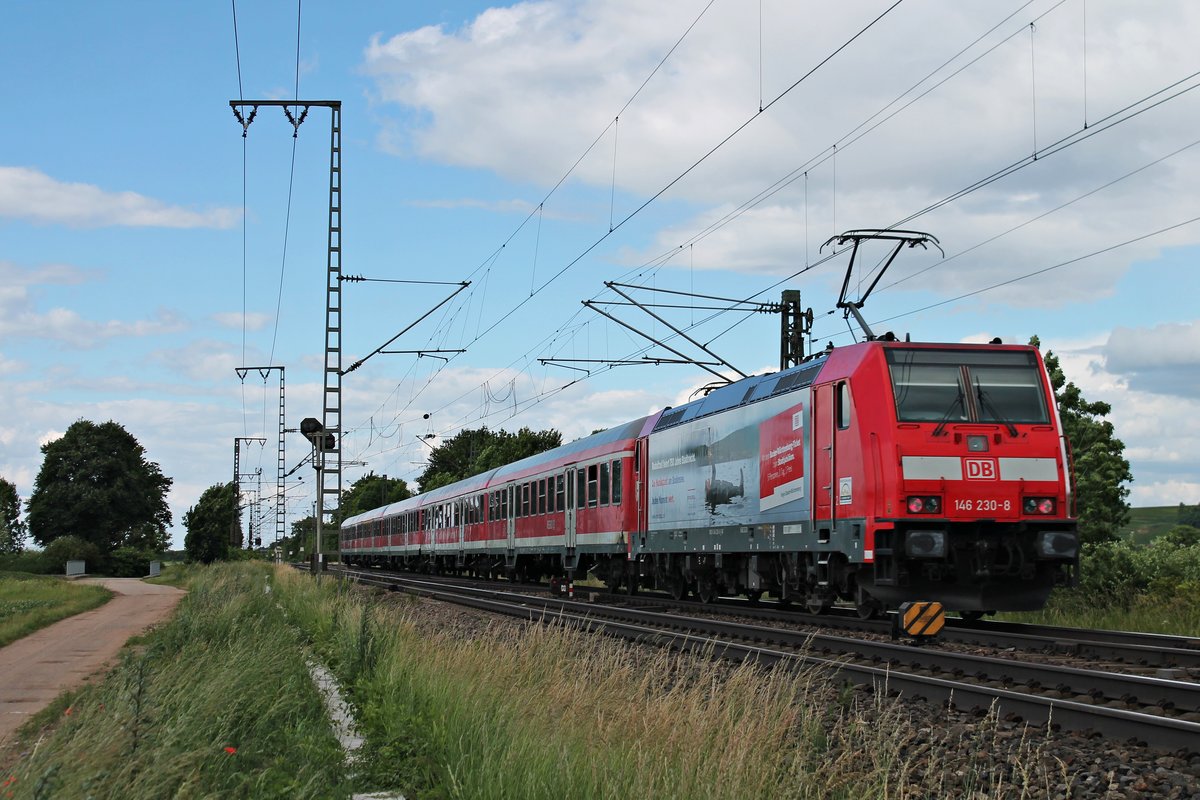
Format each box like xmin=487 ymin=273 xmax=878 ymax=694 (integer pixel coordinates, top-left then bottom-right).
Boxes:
xmin=342 ymin=2 xmax=1194 ymax=488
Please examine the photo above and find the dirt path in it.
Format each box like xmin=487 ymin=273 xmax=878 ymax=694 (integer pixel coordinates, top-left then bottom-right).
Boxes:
xmin=0 ymin=578 xmax=185 ymax=745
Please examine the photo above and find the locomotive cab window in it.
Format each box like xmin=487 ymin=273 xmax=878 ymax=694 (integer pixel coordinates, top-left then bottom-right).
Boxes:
xmin=886 ymin=348 xmax=1049 ymax=424
xmin=837 ymin=382 xmax=851 ymax=430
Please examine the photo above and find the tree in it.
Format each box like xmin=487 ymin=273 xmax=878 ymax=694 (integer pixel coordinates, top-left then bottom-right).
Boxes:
xmin=333 ymin=472 xmax=411 ymax=526
xmin=183 ymin=482 xmax=238 ymax=564
xmin=1032 ymin=337 xmax=1132 ymax=544
xmin=1162 ymin=524 xmax=1200 ymax=548
xmin=27 ymin=420 xmax=174 ymax=555
xmin=417 ymin=426 xmax=563 ymax=492
xmin=1178 ymin=502 xmax=1200 ymax=529
xmin=0 ymin=477 xmax=26 ymax=555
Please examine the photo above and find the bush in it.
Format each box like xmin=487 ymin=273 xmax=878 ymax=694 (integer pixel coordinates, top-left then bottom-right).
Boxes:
xmin=0 ymin=550 xmax=52 ymax=574
xmin=107 ymin=547 xmax=158 ymax=578
xmin=1049 ymin=537 xmax=1200 ymax=612
xmin=40 ymin=536 xmax=102 ymax=574
xmin=1162 ymin=524 xmax=1200 ymax=548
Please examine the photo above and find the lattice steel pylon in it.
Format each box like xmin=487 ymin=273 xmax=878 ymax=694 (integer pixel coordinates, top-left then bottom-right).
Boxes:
xmin=235 ymin=366 xmax=286 ymax=546
xmin=232 ymin=437 xmax=266 ymax=547
xmin=323 ymin=103 xmax=343 ymax=520
xmin=231 ymin=99 xmax=344 ymax=530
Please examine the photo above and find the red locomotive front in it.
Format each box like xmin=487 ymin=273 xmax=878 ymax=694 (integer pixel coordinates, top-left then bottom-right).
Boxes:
xmin=853 ymin=343 xmax=1079 ymax=614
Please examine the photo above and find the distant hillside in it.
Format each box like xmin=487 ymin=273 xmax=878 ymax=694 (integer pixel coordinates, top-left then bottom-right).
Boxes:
xmin=1121 ymin=506 xmax=1188 ymax=545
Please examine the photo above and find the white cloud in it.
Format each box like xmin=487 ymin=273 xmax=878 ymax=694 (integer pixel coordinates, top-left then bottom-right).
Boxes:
xmin=1103 ymin=320 xmax=1200 ymax=398
xmin=37 ymin=429 xmax=64 ymax=448
xmin=0 ymin=260 xmax=189 ymax=348
xmin=364 ymin=2 xmax=1200 ymax=308
xmin=1131 ymin=479 xmax=1200 ymax=508
xmin=407 ymin=197 xmax=539 ymax=215
xmin=1047 ymin=333 xmax=1200 ymax=508
xmin=212 ymin=311 xmax=273 ymax=331
xmin=0 ymin=166 xmax=239 ymax=228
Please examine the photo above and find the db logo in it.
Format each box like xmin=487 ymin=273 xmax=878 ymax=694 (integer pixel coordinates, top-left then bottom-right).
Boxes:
xmin=964 ymin=458 xmax=998 ymax=480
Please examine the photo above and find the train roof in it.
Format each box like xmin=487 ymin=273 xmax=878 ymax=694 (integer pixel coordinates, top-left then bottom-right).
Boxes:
xmin=341 ymin=413 xmax=658 ymax=529
xmin=651 ymin=352 xmax=829 ymax=433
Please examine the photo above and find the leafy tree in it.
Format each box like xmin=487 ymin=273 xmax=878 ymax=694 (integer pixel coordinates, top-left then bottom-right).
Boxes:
xmin=333 ymin=472 xmax=411 ymax=526
xmin=27 ymin=420 xmax=173 ymax=554
xmin=417 ymin=426 xmax=563 ymax=492
xmin=0 ymin=477 xmax=26 ymax=555
xmin=1032 ymin=337 xmax=1132 ymax=544
xmin=183 ymin=482 xmax=238 ymax=564
xmin=1178 ymin=502 xmax=1200 ymax=529
xmin=1162 ymin=524 xmax=1200 ymax=548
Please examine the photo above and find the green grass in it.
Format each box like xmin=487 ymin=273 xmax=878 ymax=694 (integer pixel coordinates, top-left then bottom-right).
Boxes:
xmin=1000 ymin=593 xmax=1200 ymax=636
xmin=1122 ymin=505 xmax=1186 ymax=545
xmin=2 ymin=563 xmax=1084 ymax=798
xmin=1 ymin=563 xmax=352 ymax=800
xmin=274 ymin=568 xmax=1073 ymax=800
xmin=142 ymin=562 xmax=194 ymax=588
xmin=0 ymin=572 xmax=113 ymax=649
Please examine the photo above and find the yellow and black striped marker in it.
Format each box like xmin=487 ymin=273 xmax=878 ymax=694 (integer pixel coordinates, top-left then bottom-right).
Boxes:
xmin=897 ymin=601 xmax=945 ymax=640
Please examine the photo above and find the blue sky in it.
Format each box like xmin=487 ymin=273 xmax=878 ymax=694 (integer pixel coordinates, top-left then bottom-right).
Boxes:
xmin=3 ymin=1 xmax=1198 ymax=548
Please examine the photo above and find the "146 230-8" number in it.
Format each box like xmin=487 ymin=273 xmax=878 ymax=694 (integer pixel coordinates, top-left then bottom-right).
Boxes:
xmin=954 ymin=498 xmax=1011 ymax=512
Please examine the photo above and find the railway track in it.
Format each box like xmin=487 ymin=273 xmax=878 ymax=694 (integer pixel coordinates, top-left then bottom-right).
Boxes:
xmin=324 ymin=563 xmax=1200 ymax=669
xmin=324 ymin=564 xmax=1200 ymax=753
xmin=618 ymin=592 xmax=1200 ymax=671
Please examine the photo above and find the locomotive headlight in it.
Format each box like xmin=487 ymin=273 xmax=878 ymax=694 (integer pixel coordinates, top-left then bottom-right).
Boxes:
xmin=905 ymin=530 xmax=947 ymax=558
xmin=1036 ymin=530 xmax=1078 ymax=559
xmin=907 ymin=495 xmax=942 ymax=514
xmin=1023 ymin=497 xmax=1057 ymax=515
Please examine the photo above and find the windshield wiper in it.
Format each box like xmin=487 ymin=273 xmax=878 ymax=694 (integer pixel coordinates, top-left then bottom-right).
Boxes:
xmin=975 ymin=378 xmax=1018 ymax=437
xmin=932 ymin=389 xmax=964 ymax=437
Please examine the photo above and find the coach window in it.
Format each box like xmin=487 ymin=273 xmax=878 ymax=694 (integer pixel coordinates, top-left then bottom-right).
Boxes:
xmin=837 ymin=382 xmax=852 ymax=430
xmin=538 ymin=478 xmax=547 ymax=515
xmin=523 ymin=483 xmax=531 ymax=517
xmin=612 ymin=460 xmax=623 ymax=505
xmin=600 ymin=462 xmax=610 ymax=506
xmin=577 ymin=470 xmax=586 ymax=509
xmin=587 ymin=464 xmax=599 ymax=508
xmin=555 ymin=475 xmax=565 ymax=512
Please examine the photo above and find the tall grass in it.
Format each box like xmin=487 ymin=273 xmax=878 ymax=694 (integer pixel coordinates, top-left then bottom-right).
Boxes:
xmin=3 ymin=563 xmax=1078 ymax=798
xmin=3 ymin=563 xmax=350 ymax=800
xmin=0 ymin=572 xmax=112 ymax=648
xmin=274 ymin=568 xmax=1071 ymax=799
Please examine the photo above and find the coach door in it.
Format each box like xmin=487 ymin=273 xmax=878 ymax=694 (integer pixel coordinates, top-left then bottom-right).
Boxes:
xmin=813 ymin=383 xmax=835 ymax=535
xmin=457 ymin=499 xmax=466 ymax=567
xmin=813 ymin=380 xmax=852 ymax=538
xmin=564 ymin=467 xmax=578 ymax=551
xmin=506 ymin=485 xmax=516 ymax=552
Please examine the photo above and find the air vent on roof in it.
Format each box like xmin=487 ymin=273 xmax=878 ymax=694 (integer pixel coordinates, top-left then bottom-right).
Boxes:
xmin=774 ymin=372 xmax=804 ymax=393
xmin=657 ymin=408 xmax=687 ymax=428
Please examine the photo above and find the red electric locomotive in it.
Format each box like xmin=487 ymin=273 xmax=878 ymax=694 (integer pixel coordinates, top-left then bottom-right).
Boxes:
xmin=340 ymin=336 xmax=1078 ymax=616
xmin=341 ymin=231 xmax=1079 ymax=616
